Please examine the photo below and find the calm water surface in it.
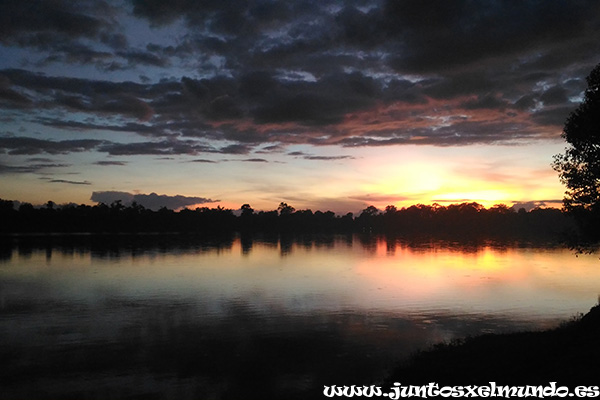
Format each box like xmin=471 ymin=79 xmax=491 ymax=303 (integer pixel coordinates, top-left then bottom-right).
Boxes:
xmin=1 ymin=234 xmax=599 ymax=399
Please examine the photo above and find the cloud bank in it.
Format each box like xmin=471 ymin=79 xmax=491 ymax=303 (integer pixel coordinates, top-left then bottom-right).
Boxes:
xmin=90 ymin=191 xmax=217 ymax=210
xmin=0 ymin=0 xmax=598 ymax=157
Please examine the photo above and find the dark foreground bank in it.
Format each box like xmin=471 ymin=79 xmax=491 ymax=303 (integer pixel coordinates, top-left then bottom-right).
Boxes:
xmin=386 ymin=304 xmax=600 ymax=387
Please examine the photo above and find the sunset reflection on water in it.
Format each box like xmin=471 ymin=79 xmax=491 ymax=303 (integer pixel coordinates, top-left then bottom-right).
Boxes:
xmin=0 ymin=234 xmax=598 ymax=399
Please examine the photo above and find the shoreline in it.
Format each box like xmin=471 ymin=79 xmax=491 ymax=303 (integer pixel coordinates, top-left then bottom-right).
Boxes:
xmin=385 ymin=304 xmax=600 ymax=386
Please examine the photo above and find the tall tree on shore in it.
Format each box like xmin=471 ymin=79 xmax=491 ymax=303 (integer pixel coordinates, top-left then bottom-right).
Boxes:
xmin=553 ymin=63 xmax=600 ymax=241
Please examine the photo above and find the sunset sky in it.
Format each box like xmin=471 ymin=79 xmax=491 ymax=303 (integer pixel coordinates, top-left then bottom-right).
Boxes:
xmin=1 ymin=0 xmax=599 ymax=213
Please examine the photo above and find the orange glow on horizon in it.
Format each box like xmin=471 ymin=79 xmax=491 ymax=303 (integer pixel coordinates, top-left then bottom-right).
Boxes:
xmin=349 ymin=144 xmax=565 ymax=212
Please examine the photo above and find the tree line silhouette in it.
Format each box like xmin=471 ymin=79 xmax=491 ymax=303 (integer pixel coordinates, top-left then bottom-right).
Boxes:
xmin=0 ymin=198 xmax=576 ymax=240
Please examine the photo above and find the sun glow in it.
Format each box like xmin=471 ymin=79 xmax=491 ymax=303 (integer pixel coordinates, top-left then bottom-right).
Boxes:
xmin=431 ymin=190 xmax=513 ymax=207
xmin=363 ymin=165 xmax=444 ymax=195
xmin=348 ymin=144 xmax=565 ymax=211
xmin=359 ymin=168 xmax=520 ymax=209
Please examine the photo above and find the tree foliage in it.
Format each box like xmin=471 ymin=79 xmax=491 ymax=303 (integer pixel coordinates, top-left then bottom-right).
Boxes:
xmin=553 ymin=63 xmax=600 ymax=240
xmin=0 ymin=199 xmax=574 ymax=241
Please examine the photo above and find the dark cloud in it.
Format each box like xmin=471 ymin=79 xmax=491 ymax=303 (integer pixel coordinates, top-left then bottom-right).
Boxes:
xmin=0 ymin=0 xmax=125 ymax=72
xmin=0 ymin=56 xmax=588 ymax=150
xmin=97 ymin=95 xmax=154 ymax=121
xmin=1 ymin=69 xmax=159 ymax=121
xmin=510 ymin=201 xmax=544 ymax=212
xmin=288 ymin=151 xmax=355 ymax=160
xmin=0 ymin=134 xmax=222 ymax=157
xmin=0 ymin=1 xmax=106 ymax=41
xmin=0 ymin=0 xmax=599 ymax=155
xmin=38 ymin=118 xmax=161 ymax=137
xmin=90 ymin=191 xmax=217 ymax=210
xmin=384 ymin=0 xmax=599 ymax=73
xmin=94 ymin=160 xmax=127 ymax=166
xmin=39 ymin=42 xmax=113 ymax=67
xmin=218 ymin=144 xmax=252 ymax=154
xmin=510 ymin=200 xmax=563 ymax=212
xmin=130 ymin=0 xmax=302 ymax=37
xmin=303 ymin=155 xmax=355 ymax=161
xmin=247 ymin=72 xmax=381 ymax=126
xmin=130 ymin=0 xmax=195 ymax=27
xmin=335 ymin=116 xmax=546 ymax=147
xmin=0 ymin=162 xmax=69 ymax=174
xmin=91 ymin=190 xmax=134 ymax=204
xmin=514 ymin=94 xmax=537 ymax=111
xmin=0 ymin=164 xmax=35 ymax=174
xmin=254 ymin=144 xmax=285 ymax=154
xmin=460 ymin=95 xmax=508 ymax=111
xmin=27 ymin=157 xmax=55 ymax=162
xmin=33 ymin=163 xmax=71 ymax=169
xmin=540 ymin=86 xmax=569 ymax=106
xmin=531 ymin=106 xmax=574 ymax=127
xmin=47 ymin=179 xmax=91 ymax=185
xmin=0 ymin=75 xmax=32 ymax=107
xmin=116 ymin=49 xmax=170 ymax=68
xmin=0 ymin=136 xmax=104 ymax=155
xmin=239 ymin=158 xmax=268 ymax=163
xmin=98 ymin=139 xmax=214 ymax=156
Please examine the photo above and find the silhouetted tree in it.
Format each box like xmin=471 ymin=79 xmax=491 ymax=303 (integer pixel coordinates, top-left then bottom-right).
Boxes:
xmin=553 ymin=63 xmax=600 ymax=241
xmin=240 ymin=203 xmax=254 ymax=217
xmin=0 ymin=199 xmax=14 ymax=211
xmin=278 ymin=202 xmax=295 ymax=216
xmin=360 ymin=205 xmax=380 ymax=217
xmin=384 ymin=205 xmax=398 ymax=215
xmin=0 ymin=199 xmax=16 ymax=230
xmin=488 ymin=204 xmax=512 ymax=214
xmin=0 ymin=197 xmax=575 ymax=239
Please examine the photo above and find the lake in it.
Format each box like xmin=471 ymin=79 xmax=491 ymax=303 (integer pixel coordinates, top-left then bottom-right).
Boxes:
xmin=1 ymin=234 xmax=599 ymax=399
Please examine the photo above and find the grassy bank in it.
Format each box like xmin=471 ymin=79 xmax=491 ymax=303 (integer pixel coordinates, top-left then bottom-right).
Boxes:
xmin=387 ymin=304 xmax=600 ymax=386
